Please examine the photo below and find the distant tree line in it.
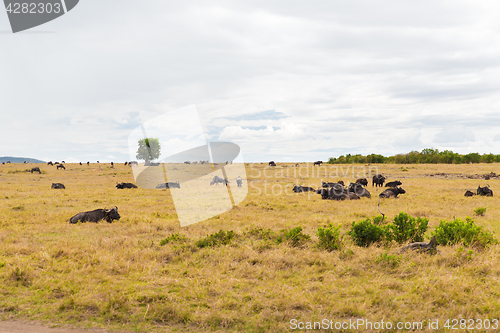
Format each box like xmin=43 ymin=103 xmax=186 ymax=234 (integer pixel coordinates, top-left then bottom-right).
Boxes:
xmin=327 ymin=148 xmax=500 ymax=164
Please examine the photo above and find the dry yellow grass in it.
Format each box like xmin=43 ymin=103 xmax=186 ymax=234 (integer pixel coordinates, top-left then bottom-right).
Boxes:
xmin=1 ymin=162 xmax=500 ymax=332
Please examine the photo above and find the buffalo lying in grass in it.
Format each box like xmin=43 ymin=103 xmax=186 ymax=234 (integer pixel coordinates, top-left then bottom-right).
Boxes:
xmin=116 ymin=182 xmax=138 ymax=189
xmin=355 ymin=178 xmax=368 ymax=186
xmin=156 ymin=182 xmax=181 ymax=189
xmin=385 ymin=180 xmax=402 ymax=187
xmin=69 ymin=207 xmax=120 ymax=224
xmin=379 ymin=187 xmax=406 ymax=198
xmin=347 ymin=182 xmax=371 ymax=198
xmin=477 ymin=185 xmax=493 ymax=196
xmin=51 ymin=183 xmax=65 ymax=189
xmin=293 ymin=185 xmax=316 ymax=193
xmin=464 ymin=190 xmax=475 ymax=197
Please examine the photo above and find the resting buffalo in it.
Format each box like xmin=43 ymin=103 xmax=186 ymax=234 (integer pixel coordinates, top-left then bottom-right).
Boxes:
xmin=57 ymin=164 xmax=65 ymax=170
xmin=347 ymin=183 xmax=371 ymax=198
xmin=293 ymin=185 xmax=316 ymax=193
xmin=155 ymin=182 xmax=181 ymax=189
xmin=372 ymin=174 xmax=386 ymax=187
xmin=464 ymin=190 xmax=475 ymax=197
xmin=69 ymin=207 xmax=120 ymax=224
xmin=355 ymin=178 xmax=368 ymax=186
xmin=30 ymin=167 xmax=41 ymax=174
xmin=379 ymin=187 xmax=406 ymax=198
xmin=313 ymin=161 xmax=323 ymax=166
xmin=236 ymin=176 xmax=242 ymax=187
xmin=116 ymin=182 xmax=138 ymax=189
xmin=385 ymin=180 xmax=402 ymax=187
xmin=477 ymin=185 xmax=493 ymax=196
xmin=211 ymin=176 xmax=229 ymax=186
xmin=51 ymin=183 xmax=65 ymax=189
xmin=269 ymin=161 xmax=276 ymax=167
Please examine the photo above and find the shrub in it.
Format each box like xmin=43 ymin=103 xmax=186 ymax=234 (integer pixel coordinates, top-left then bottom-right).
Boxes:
xmin=317 ymin=224 xmax=342 ymax=251
xmin=276 ymin=227 xmax=310 ymax=247
xmin=433 ymin=217 xmax=497 ymax=248
xmin=160 ymin=233 xmax=187 ymax=246
xmin=385 ymin=212 xmax=428 ymax=244
xmin=245 ymin=228 xmax=276 ymax=241
xmin=196 ymin=230 xmax=235 ymax=248
xmin=349 ymin=218 xmax=385 ymax=247
xmin=474 ymin=207 xmax=487 ymax=216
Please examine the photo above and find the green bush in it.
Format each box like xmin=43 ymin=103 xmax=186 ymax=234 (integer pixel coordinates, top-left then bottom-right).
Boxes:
xmin=474 ymin=207 xmax=487 ymax=216
xmin=376 ymin=252 xmax=402 ymax=268
xmin=196 ymin=230 xmax=235 ymax=248
xmin=160 ymin=233 xmax=187 ymax=246
xmin=385 ymin=212 xmax=428 ymax=244
xmin=349 ymin=218 xmax=385 ymax=247
xmin=433 ymin=217 xmax=497 ymax=248
xmin=276 ymin=227 xmax=310 ymax=247
xmin=317 ymin=224 xmax=342 ymax=251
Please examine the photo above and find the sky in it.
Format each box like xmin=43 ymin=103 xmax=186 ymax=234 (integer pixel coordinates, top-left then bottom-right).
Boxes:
xmin=1 ymin=0 xmax=500 ymax=162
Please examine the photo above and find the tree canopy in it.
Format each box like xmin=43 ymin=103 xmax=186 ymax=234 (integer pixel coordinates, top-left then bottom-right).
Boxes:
xmin=136 ymin=138 xmax=161 ymax=163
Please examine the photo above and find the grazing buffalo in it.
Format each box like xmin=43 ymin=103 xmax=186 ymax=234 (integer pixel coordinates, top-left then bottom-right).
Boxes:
xmin=124 ymin=162 xmax=128 ymax=166
xmin=116 ymin=182 xmax=138 ymax=189
xmin=54 ymin=162 xmax=60 ymax=165
xmin=87 ymin=161 xmax=90 ymax=166
xmin=97 ymin=161 xmax=100 ymax=163
xmin=372 ymin=174 xmax=386 ymax=187
xmin=61 ymin=161 xmax=65 ymax=163
xmin=347 ymin=182 xmax=371 ymax=198
xmin=51 ymin=183 xmax=65 ymax=189
xmin=269 ymin=161 xmax=276 ymax=167
xmin=313 ymin=161 xmax=323 ymax=166
xmin=69 ymin=207 xmax=120 ymax=224
xmin=477 ymin=185 xmax=493 ymax=196
xmin=155 ymin=182 xmax=181 ymax=189
xmin=30 ymin=167 xmax=41 ymax=174
xmin=385 ymin=180 xmax=402 ymax=187
xmin=464 ymin=190 xmax=475 ymax=197
xmin=236 ymin=176 xmax=242 ymax=187
xmin=57 ymin=164 xmax=66 ymax=170
xmin=293 ymin=185 xmax=316 ymax=193
xmin=184 ymin=161 xmax=191 ymax=164
xmin=355 ymin=178 xmax=368 ymax=186
xmin=379 ymin=187 xmax=406 ymax=198
xmin=111 ymin=162 xmax=114 ymax=167
xmin=210 ymin=176 xmax=229 ymax=186
xmin=79 ymin=162 xmax=82 ymax=165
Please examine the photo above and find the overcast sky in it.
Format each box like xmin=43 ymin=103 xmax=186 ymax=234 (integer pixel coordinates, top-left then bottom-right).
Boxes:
xmin=1 ymin=0 xmax=500 ymax=162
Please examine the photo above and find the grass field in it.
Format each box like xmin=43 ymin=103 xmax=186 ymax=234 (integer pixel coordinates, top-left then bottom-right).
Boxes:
xmin=1 ymin=162 xmax=500 ymax=332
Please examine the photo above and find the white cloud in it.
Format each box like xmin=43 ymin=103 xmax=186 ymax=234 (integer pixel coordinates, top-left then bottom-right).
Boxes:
xmin=433 ymin=125 xmax=476 ymax=143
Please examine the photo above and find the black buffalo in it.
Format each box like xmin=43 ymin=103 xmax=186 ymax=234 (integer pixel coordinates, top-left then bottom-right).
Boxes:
xmin=477 ymin=185 xmax=493 ymax=196
xmin=313 ymin=161 xmax=323 ymax=166
xmin=347 ymin=182 xmax=371 ymax=198
xmin=372 ymin=174 xmax=386 ymax=187
xmin=211 ymin=176 xmax=229 ymax=186
xmin=51 ymin=183 xmax=65 ymax=189
xmin=379 ymin=187 xmax=406 ymax=198
xmin=385 ymin=180 xmax=402 ymax=187
xmin=355 ymin=178 xmax=368 ymax=186
xmin=124 ymin=162 xmax=128 ymax=166
xmin=47 ymin=161 xmax=53 ymax=166
xmin=69 ymin=207 xmax=120 ymax=224
xmin=116 ymin=182 xmax=138 ymax=189
xmin=464 ymin=190 xmax=475 ymax=197
xmin=57 ymin=164 xmax=66 ymax=170
xmin=236 ymin=176 xmax=242 ymax=187
xmin=269 ymin=161 xmax=276 ymax=167
xmin=61 ymin=161 xmax=65 ymax=163
xmin=155 ymin=182 xmax=181 ymax=189
xmin=111 ymin=162 xmax=114 ymax=167
xmin=293 ymin=185 xmax=316 ymax=193
xmin=79 ymin=162 xmax=82 ymax=165
xmin=87 ymin=161 xmax=90 ymax=166
xmin=30 ymin=167 xmax=41 ymax=174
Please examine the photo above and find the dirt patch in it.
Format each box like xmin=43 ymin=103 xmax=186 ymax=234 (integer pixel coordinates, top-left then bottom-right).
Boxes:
xmin=0 ymin=320 xmax=132 ymax=333
xmin=427 ymin=172 xmax=500 ymax=180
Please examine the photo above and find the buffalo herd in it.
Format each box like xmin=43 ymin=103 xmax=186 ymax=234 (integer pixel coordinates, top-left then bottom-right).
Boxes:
xmin=465 ymin=185 xmax=493 ymax=197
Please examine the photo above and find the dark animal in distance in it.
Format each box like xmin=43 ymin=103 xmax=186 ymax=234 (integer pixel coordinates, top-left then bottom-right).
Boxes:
xmin=477 ymin=185 xmax=493 ymax=196
xmin=51 ymin=183 xmax=65 ymax=189
xmin=30 ymin=167 xmax=41 ymax=174
xmin=69 ymin=207 xmax=120 ymax=224
xmin=313 ymin=161 xmax=323 ymax=166
xmin=236 ymin=176 xmax=242 ymax=187
xmin=210 ymin=176 xmax=229 ymax=186
xmin=87 ymin=161 xmax=90 ymax=166
xmin=293 ymin=185 xmax=316 ymax=193
xmin=116 ymin=182 xmax=138 ymax=189
xmin=464 ymin=190 xmax=475 ymax=197
xmin=54 ymin=162 xmax=60 ymax=165
xmin=356 ymin=178 xmax=368 ymax=186
xmin=61 ymin=161 xmax=65 ymax=163
xmin=79 ymin=162 xmax=82 ymax=165
xmin=155 ymin=182 xmax=181 ymax=189
xmin=385 ymin=180 xmax=402 ymax=187
xmin=379 ymin=187 xmax=406 ymax=198
xmin=372 ymin=174 xmax=386 ymax=187
xmin=111 ymin=162 xmax=114 ymax=167
xmin=269 ymin=161 xmax=276 ymax=167
xmin=57 ymin=164 xmax=65 ymax=170
xmin=124 ymin=162 xmax=128 ymax=166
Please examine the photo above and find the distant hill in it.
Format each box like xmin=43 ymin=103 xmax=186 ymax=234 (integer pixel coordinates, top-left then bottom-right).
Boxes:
xmin=0 ymin=156 xmax=46 ymax=164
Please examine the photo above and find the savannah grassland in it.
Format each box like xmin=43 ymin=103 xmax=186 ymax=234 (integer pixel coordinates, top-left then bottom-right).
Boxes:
xmin=1 ymin=162 xmax=500 ymax=332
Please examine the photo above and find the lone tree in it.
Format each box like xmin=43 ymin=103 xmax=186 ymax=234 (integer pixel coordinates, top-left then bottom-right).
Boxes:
xmin=136 ymin=138 xmax=161 ymax=164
